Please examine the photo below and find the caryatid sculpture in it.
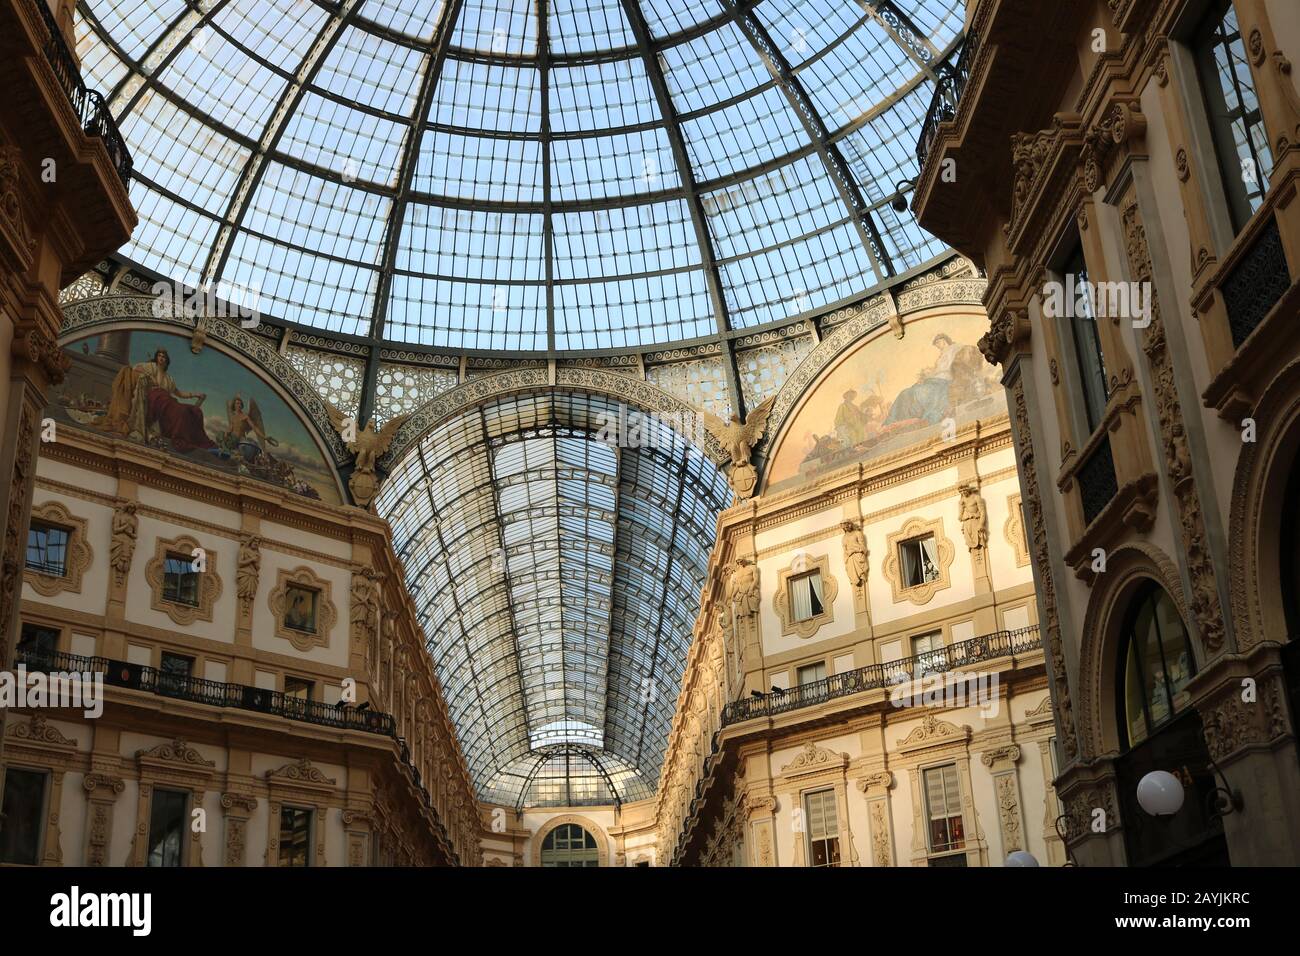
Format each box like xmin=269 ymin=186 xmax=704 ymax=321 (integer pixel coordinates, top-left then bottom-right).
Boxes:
xmin=841 ymin=519 xmax=868 ymax=595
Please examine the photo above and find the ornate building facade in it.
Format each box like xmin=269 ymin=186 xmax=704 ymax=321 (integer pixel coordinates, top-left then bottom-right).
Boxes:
xmin=652 ymin=289 xmax=1066 ymax=867
xmin=5 ymin=297 xmax=481 ymax=865
xmin=0 ymin=0 xmax=135 ymax=818
xmin=914 ymin=0 xmax=1300 ymax=865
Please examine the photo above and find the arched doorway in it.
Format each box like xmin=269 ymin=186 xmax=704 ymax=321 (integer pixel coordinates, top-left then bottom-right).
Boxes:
xmin=1112 ymin=584 xmax=1230 ymax=866
xmin=539 ymin=823 xmax=600 ymax=868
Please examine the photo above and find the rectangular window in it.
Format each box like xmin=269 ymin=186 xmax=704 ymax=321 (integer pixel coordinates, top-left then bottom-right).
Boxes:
xmin=158 ymin=652 xmax=195 ymax=696
xmin=146 ymin=788 xmax=188 ymax=868
xmin=162 ymin=553 xmax=200 ymax=606
xmin=803 ymin=789 xmax=841 ymax=867
xmin=787 ymin=570 xmax=825 ymax=623
xmin=0 ymin=768 xmax=48 ymax=865
xmin=796 ymin=661 xmax=827 ymax=686
xmin=278 ymin=807 xmax=313 ymax=867
xmin=283 ymin=677 xmax=313 ymax=717
xmin=913 ymin=632 xmax=945 ymax=676
xmin=25 ymin=522 xmax=69 ymax=577
xmin=899 ymin=534 xmax=940 ymax=588
xmin=1064 ymin=245 xmax=1109 ymax=432
xmin=1194 ymin=0 xmax=1273 ymax=232
xmin=16 ymin=623 xmax=59 ymax=666
xmin=923 ymin=764 xmax=966 ymax=856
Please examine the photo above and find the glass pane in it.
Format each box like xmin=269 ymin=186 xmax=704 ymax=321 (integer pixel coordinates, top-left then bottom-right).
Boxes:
xmin=0 ymin=769 xmax=47 ymax=865
xmin=147 ymin=789 xmax=187 ymax=867
xmin=278 ymin=807 xmax=312 ymax=867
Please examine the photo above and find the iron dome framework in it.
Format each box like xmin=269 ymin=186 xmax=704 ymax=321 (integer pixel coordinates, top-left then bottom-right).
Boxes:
xmin=70 ymin=0 xmax=968 ymax=806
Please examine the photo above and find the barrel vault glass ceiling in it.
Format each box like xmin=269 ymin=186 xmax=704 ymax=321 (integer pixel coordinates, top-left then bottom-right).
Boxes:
xmin=75 ymin=0 xmax=963 ymax=353
xmin=375 ymin=392 xmax=731 ymax=807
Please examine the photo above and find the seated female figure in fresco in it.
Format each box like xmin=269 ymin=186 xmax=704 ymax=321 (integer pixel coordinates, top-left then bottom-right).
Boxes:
xmin=883 ymin=333 xmax=990 ymax=428
xmin=99 ymin=347 xmax=217 ymax=453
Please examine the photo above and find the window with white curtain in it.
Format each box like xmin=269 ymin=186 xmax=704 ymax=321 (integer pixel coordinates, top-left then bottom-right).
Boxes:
xmin=912 ymin=632 xmax=944 ymax=677
xmin=797 ymin=661 xmax=827 ymax=685
xmin=788 ymin=570 xmax=826 ymax=622
xmin=923 ymin=764 xmax=967 ymax=861
xmin=803 ymin=789 xmax=841 ymax=867
xmin=899 ymin=535 xmax=940 ymax=588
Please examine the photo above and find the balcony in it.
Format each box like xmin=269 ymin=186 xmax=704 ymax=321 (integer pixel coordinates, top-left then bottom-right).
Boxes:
xmin=15 ymin=647 xmax=395 ymax=735
xmin=721 ymin=625 xmax=1041 ymax=725
xmin=916 ymin=34 xmax=977 ymax=175
xmin=2 ymin=0 xmax=135 ymax=282
xmin=26 ymin=0 xmax=131 ymax=188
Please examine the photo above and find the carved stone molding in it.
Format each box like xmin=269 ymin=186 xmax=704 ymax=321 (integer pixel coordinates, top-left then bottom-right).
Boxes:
xmin=881 ymin=515 xmax=955 ymax=606
xmin=1080 ymin=98 xmax=1146 ymax=194
xmin=1060 ymin=780 xmax=1119 ymax=846
xmin=779 ymin=742 xmax=849 ymax=777
xmin=771 ymin=552 xmax=839 ymax=638
xmin=1010 ymin=375 xmax=1080 ymax=762
xmin=268 ymin=565 xmax=337 ymax=652
xmin=1004 ymin=494 xmax=1030 ymax=567
xmin=82 ymin=772 xmax=125 ymax=867
xmin=1198 ymin=672 xmax=1291 ymax=763
xmin=978 ymin=309 xmax=1031 ymax=368
xmin=145 ymin=533 xmax=221 ymax=626
xmin=980 ymin=744 xmax=1022 ymax=771
xmin=25 ymin=499 xmax=93 ymax=597
xmin=898 ymin=713 xmax=970 ymax=752
xmin=4 ymin=712 xmax=76 ymax=748
xmin=1121 ymin=197 xmax=1225 ymax=656
xmin=993 ymin=771 xmax=1026 ymax=853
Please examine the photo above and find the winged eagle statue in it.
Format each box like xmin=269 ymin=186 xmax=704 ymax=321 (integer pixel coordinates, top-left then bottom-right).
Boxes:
xmin=324 ymin=403 xmax=412 ymax=509
xmin=701 ymin=396 xmax=775 ymax=501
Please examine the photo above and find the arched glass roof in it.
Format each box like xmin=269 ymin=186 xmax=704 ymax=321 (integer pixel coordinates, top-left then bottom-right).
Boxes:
xmin=375 ymin=391 xmax=730 ymax=806
xmin=75 ymin=0 xmax=962 ymax=353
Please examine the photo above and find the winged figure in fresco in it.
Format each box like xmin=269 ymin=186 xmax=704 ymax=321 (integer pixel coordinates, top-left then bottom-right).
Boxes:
xmin=324 ymin=403 xmax=412 ymax=509
xmin=227 ymin=394 xmax=278 ymax=462
xmin=701 ymin=395 xmax=776 ymax=501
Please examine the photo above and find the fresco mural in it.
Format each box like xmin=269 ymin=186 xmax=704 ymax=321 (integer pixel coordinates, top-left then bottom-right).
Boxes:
xmin=765 ymin=313 xmax=1006 ymax=489
xmin=48 ymin=329 xmax=342 ymax=504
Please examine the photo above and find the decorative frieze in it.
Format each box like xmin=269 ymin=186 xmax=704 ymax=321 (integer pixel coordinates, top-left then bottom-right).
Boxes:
xmin=1121 ymin=198 xmax=1225 ymax=655
xmin=1009 ymin=377 xmax=1080 ymax=761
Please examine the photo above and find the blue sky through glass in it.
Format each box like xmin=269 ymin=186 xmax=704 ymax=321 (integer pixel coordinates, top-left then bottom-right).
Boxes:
xmin=76 ymin=0 xmax=961 ymax=351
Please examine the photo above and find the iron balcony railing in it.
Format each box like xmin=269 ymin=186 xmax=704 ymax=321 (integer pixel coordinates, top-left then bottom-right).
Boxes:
xmin=28 ymin=0 xmax=132 ymax=187
xmin=14 ymin=647 xmax=395 ymax=735
xmin=916 ymin=32 xmax=977 ymax=173
xmin=721 ymin=624 xmax=1041 ymax=725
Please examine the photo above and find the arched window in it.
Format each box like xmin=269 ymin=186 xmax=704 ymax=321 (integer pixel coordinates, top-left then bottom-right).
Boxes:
xmin=540 ymin=823 xmax=599 ymax=867
xmin=1119 ymin=585 xmax=1197 ymax=748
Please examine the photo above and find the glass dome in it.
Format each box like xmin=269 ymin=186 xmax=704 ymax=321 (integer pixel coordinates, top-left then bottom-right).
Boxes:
xmin=75 ymin=0 xmax=962 ymax=353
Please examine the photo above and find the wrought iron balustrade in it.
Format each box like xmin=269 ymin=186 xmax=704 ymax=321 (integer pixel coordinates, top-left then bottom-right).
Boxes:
xmin=721 ymin=624 xmax=1040 ymax=725
xmin=1076 ymin=432 xmax=1119 ymax=527
xmin=1222 ymin=217 xmax=1291 ymax=348
xmin=27 ymin=0 xmax=133 ymax=187
xmin=916 ymin=32 xmax=977 ymax=173
xmin=14 ymin=647 xmax=395 ymax=734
